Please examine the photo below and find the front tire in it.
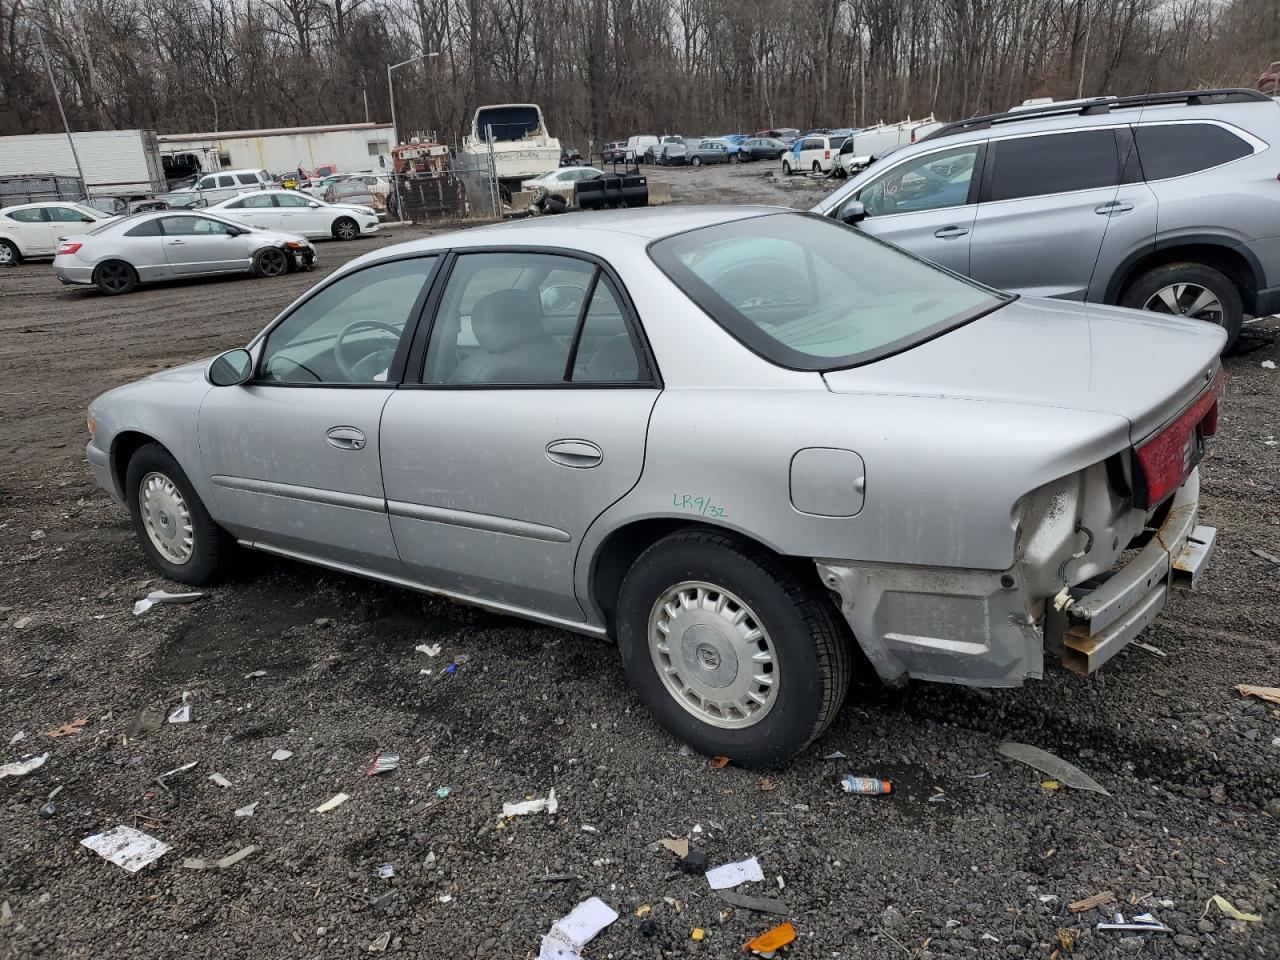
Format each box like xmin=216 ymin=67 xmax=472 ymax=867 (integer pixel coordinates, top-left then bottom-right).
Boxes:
xmin=781 ymin=160 xmax=791 ymax=175
xmin=125 ymin=442 xmax=233 ymax=585
xmin=94 ymin=260 xmax=137 ymax=295
xmin=615 ymin=530 xmax=851 ymax=767
xmin=332 ymin=216 xmax=359 ymax=240
xmin=1121 ymin=262 xmax=1243 ymax=348
xmin=253 ymin=247 xmax=289 ymax=278
xmin=691 ymin=156 xmax=702 ymax=167
xmin=0 ymin=238 xmax=19 ymax=266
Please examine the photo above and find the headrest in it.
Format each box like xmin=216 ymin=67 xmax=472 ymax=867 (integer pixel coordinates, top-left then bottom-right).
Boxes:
xmin=471 ymin=289 xmax=543 ymax=353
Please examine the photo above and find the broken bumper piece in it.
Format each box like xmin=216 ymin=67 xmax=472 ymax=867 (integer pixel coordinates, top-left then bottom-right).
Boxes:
xmin=1056 ymin=469 xmax=1213 ymax=675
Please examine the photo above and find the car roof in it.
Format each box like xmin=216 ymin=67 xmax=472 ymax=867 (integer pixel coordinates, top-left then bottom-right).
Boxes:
xmin=1 ymin=200 xmax=92 ymax=211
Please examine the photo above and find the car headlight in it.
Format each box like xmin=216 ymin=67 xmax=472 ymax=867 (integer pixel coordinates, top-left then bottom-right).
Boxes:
xmin=86 ymin=412 xmax=96 ymax=436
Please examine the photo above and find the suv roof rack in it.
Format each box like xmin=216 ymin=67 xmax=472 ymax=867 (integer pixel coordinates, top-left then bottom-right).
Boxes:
xmin=919 ymin=88 xmax=1272 ymax=142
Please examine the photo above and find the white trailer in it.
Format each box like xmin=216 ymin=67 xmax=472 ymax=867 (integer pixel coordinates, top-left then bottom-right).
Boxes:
xmin=157 ymin=123 xmax=396 ymax=177
xmin=0 ymin=129 xmax=166 ymax=198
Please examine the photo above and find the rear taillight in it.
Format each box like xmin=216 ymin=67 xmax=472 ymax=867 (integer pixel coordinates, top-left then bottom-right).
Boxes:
xmin=824 ymin=150 xmax=831 ymax=160
xmin=1133 ymin=368 xmax=1224 ymax=508
xmin=57 ymin=242 xmax=81 ymax=255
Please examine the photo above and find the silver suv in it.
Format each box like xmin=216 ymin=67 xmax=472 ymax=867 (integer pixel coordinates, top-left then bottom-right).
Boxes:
xmin=813 ymin=89 xmax=1280 ymax=347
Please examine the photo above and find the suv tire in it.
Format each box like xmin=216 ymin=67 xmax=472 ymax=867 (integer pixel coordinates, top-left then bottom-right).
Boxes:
xmin=781 ymin=159 xmax=791 ymax=175
xmin=615 ymin=529 xmax=851 ymax=767
xmin=1121 ymin=262 xmax=1243 ymax=348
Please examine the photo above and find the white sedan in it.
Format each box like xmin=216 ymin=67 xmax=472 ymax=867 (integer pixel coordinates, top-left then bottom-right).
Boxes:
xmin=0 ymin=201 xmax=115 ymax=264
xmin=520 ymin=167 xmax=606 ymax=199
xmin=207 ymin=190 xmax=379 ymax=241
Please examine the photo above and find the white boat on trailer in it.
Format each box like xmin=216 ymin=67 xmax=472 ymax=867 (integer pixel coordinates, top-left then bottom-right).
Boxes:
xmin=459 ymin=104 xmax=561 ymax=197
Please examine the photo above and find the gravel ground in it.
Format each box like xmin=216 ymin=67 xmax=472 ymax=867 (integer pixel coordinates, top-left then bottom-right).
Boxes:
xmin=1 ymin=172 xmax=1279 ymax=960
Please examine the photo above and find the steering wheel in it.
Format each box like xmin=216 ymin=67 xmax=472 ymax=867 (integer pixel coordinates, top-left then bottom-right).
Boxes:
xmin=332 ymin=319 xmax=402 ymax=381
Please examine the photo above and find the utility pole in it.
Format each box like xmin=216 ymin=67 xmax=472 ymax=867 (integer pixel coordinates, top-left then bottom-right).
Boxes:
xmin=387 ymin=51 xmax=439 ymax=147
xmin=35 ymin=19 xmax=87 ymax=196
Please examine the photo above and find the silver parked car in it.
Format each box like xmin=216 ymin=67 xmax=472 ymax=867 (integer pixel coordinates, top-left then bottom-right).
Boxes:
xmin=85 ymin=208 xmax=1224 ymax=765
xmin=814 ymin=88 xmax=1280 ymax=348
xmin=52 ymin=210 xmax=317 ymax=295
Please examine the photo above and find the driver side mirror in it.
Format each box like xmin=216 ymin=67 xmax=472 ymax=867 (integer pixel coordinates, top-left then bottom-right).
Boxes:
xmin=839 ymin=201 xmax=866 ymax=225
xmin=208 ymin=348 xmax=253 ymax=386
xmin=225 ymin=225 xmax=244 ymax=237
xmin=307 ymin=201 xmax=320 ymax=208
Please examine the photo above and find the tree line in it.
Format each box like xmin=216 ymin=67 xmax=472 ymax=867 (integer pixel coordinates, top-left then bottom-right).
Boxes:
xmin=0 ymin=0 xmax=1276 ymax=152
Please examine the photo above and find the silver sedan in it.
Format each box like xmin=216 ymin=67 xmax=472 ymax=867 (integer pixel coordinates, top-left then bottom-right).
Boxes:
xmin=85 ymin=207 xmax=1225 ymax=765
xmin=52 ymin=210 xmax=316 ymax=295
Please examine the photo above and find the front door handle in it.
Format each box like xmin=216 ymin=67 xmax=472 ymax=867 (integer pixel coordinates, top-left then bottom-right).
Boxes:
xmin=326 ymin=426 xmax=367 ymax=450
xmin=933 ymin=226 xmax=969 ymax=239
xmin=167 ymin=239 xmax=185 ymax=245
xmin=546 ymin=439 xmax=602 ymax=469
xmin=1095 ymin=200 xmax=1134 ymax=215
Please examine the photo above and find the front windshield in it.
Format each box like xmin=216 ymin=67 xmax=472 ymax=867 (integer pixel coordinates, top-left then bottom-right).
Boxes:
xmin=648 ymin=213 xmax=1009 ymax=370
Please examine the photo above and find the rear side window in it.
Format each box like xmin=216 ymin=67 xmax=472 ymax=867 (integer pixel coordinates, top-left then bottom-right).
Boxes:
xmin=236 ymin=173 xmax=259 ymax=185
xmin=123 ymin=218 xmax=162 ymax=237
xmin=988 ymin=129 xmax=1119 ymax=201
xmin=1135 ymin=124 xmax=1253 ymax=180
xmin=6 ymin=208 xmax=45 ymax=222
xmin=217 ymin=175 xmax=236 ymax=188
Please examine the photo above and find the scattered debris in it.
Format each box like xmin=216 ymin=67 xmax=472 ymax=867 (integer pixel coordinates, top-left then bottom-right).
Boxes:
xmin=368 ymin=931 xmax=391 ymax=952
xmin=271 ymin=749 xmax=293 ymax=761
xmin=209 ymin=773 xmax=233 ymax=788
xmin=1068 ymin=890 xmax=1117 ymax=914
xmin=1251 ymin=548 xmax=1280 ymax=565
xmin=714 ymin=889 xmax=789 ymax=914
xmin=1132 ymin=641 xmax=1167 ymax=657
xmin=690 ymin=928 xmax=706 ymax=942
xmin=378 ymin=863 xmax=395 ymax=878
xmin=745 ymin=921 xmax=797 ymax=954
xmin=313 ymin=792 xmax=349 ymax=813
xmin=154 ymin=760 xmax=198 ymax=792
xmin=537 ymin=895 xmax=618 ymax=960
xmin=80 ymin=825 xmax=170 ymax=872
xmin=367 ymin=751 xmax=400 ymax=776
xmin=1203 ymin=895 xmax=1261 ymax=922
xmin=133 ymin=590 xmax=203 ymax=616
xmin=1096 ymin=911 xmax=1172 ymax=934
xmin=678 ymin=849 xmax=710 ymax=874
xmin=659 ymin=838 xmax=690 ymax=858
xmin=442 ymin=663 xmax=457 ymax=675
xmin=437 ymin=894 xmax=453 ymax=904
xmin=928 ymin=788 xmax=947 ymax=802
xmin=244 ymin=670 xmax=267 ymax=680
xmin=182 ymin=844 xmax=259 ymax=871
xmin=39 ymin=801 xmax=58 ymax=819
xmin=125 ymin=703 xmax=164 ymax=742
xmin=168 ymin=691 xmax=192 ymax=724
xmin=1041 ymin=780 xmax=1061 ymax=791
xmin=0 ymin=753 xmax=49 ymax=780
xmin=436 ymin=786 xmax=451 ymax=799
xmin=0 ymin=901 xmax=10 ymax=927
xmin=706 ymin=856 xmax=764 ymax=890
xmin=12 ymin=616 xmax=32 ymax=630
xmin=1056 ymin=928 xmax=1077 ymax=951
xmin=822 ymin=750 xmax=846 ymax=760
xmin=1262 ymin=360 xmax=1276 ymax=370
xmin=8 ymin=731 xmax=24 ymax=745
xmin=1237 ymin=684 xmax=1280 ymax=706
xmin=580 ymin=824 xmax=598 ymax=833
xmin=841 ymin=775 xmax=892 ymax=795
xmin=634 ymin=905 xmax=651 ymax=917
xmin=234 ymin=802 xmax=259 ymax=818
xmin=46 ymin=716 xmax=88 ymax=738
xmin=415 ymin=643 xmax=441 ymax=656
xmin=998 ymin=742 xmax=1111 ymax=796
xmin=758 ymin=778 xmax=776 ymax=792
xmin=503 ymin=788 xmax=558 ymax=818
xmin=708 ymin=755 xmax=730 ymax=769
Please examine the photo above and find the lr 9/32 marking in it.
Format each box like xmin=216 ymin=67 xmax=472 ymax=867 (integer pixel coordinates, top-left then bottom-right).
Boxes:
xmin=673 ymin=493 xmax=728 ymax=519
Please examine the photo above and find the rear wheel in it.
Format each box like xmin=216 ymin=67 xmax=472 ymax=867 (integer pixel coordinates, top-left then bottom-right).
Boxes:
xmin=615 ymin=530 xmax=851 ymax=767
xmin=125 ymin=442 xmax=233 ymax=584
xmin=729 ymin=152 xmax=741 ymax=164
xmin=812 ymin=161 xmax=822 ymax=174
xmin=781 ymin=160 xmax=792 ymax=175
xmin=253 ymin=247 xmax=289 ymax=278
xmin=332 ymin=216 xmax=359 ymax=240
xmin=94 ymin=260 xmax=137 ymax=295
xmin=1121 ymin=262 xmax=1243 ymax=348
xmin=0 ymin=239 xmax=19 ymax=266
xmin=691 ymin=156 xmax=702 ymax=167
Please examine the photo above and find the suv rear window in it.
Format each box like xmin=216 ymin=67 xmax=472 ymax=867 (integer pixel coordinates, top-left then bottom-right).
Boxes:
xmin=648 ymin=212 xmax=1008 ymax=370
xmin=988 ymin=129 xmax=1119 ymax=201
xmin=1135 ymin=123 xmax=1252 ymax=180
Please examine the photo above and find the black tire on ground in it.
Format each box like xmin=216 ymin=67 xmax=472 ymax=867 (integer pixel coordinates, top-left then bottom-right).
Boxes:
xmin=253 ymin=247 xmax=289 ymax=278
xmin=730 ymin=152 xmax=740 ymax=164
xmin=93 ymin=260 xmax=137 ymax=295
xmin=0 ymin=238 xmax=20 ymax=266
xmin=1120 ymin=261 xmax=1244 ymax=349
xmin=615 ymin=529 xmax=852 ymax=768
xmin=125 ymin=441 xmax=234 ymax=585
xmin=812 ymin=161 xmax=822 ymax=173
xmin=781 ymin=160 xmax=791 ymax=175
xmin=333 ymin=216 xmax=359 ymax=240
xmin=691 ymin=156 xmax=702 ymax=167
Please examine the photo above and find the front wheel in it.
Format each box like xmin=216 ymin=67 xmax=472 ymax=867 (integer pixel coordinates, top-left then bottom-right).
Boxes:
xmin=1121 ymin=261 xmax=1243 ymax=348
xmin=781 ymin=160 xmax=791 ymax=175
xmin=691 ymin=156 xmax=702 ymax=167
xmin=729 ymin=153 xmax=740 ymax=164
xmin=615 ymin=530 xmax=851 ymax=767
xmin=333 ymin=216 xmax=359 ymax=241
xmin=0 ymin=239 xmax=19 ymax=266
xmin=125 ymin=442 xmax=233 ymax=584
xmin=253 ymin=247 xmax=289 ymax=278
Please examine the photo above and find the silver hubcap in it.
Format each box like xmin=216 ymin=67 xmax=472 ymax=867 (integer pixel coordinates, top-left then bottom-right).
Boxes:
xmin=1144 ymin=283 xmax=1223 ymax=324
xmin=648 ymin=581 xmax=778 ymax=729
xmin=140 ymin=471 xmax=194 ymax=564
xmin=0 ymin=244 xmax=13 ymax=264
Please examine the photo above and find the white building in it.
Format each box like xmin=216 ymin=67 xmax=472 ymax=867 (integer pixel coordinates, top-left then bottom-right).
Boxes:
xmin=157 ymin=122 xmax=396 ymax=176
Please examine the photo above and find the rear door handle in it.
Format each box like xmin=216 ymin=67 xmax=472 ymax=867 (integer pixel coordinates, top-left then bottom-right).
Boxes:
xmin=326 ymin=426 xmax=367 ymax=450
xmin=1095 ymin=201 xmax=1134 ymax=215
xmin=546 ymin=439 xmax=602 ymax=468
xmin=933 ymin=226 xmax=969 ymax=239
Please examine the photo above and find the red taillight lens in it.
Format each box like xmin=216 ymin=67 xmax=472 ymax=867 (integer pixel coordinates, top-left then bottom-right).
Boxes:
xmin=1133 ymin=368 xmax=1224 ymax=508
xmin=57 ymin=242 xmax=82 ymax=255
xmin=824 ymin=150 xmax=831 ymax=159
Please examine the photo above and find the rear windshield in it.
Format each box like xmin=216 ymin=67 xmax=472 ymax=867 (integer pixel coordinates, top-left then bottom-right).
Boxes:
xmin=648 ymin=213 xmax=1009 ymax=370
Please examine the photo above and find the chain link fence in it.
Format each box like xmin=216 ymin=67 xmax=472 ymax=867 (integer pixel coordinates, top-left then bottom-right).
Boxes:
xmin=388 ymin=146 xmax=501 ymax=224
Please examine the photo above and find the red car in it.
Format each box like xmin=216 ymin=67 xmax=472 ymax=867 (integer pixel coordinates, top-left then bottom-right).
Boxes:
xmin=1259 ymin=61 xmax=1280 ymax=95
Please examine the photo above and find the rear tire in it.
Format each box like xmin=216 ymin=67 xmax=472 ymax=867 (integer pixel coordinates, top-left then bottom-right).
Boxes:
xmin=253 ymin=247 xmax=289 ymax=278
xmin=332 ymin=216 xmax=359 ymax=241
xmin=615 ymin=529 xmax=851 ymax=768
xmin=94 ymin=260 xmax=137 ymax=295
xmin=812 ymin=161 xmax=822 ymax=174
xmin=1121 ymin=262 xmax=1243 ymax=349
xmin=781 ymin=160 xmax=791 ymax=175
xmin=691 ymin=156 xmax=702 ymax=167
xmin=0 ymin=238 xmax=19 ymax=266
xmin=125 ymin=442 xmax=233 ymax=585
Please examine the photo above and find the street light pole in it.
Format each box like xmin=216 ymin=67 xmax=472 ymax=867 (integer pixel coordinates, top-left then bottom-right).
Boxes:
xmin=35 ymin=20 xmax=87 ymax=197
xmin=387 ymin=51 xmax=439 ymax=148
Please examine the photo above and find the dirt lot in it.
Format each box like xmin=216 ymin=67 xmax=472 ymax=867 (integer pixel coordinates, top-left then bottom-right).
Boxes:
xmin=1 ymin=168 xmax=1279 ymax=960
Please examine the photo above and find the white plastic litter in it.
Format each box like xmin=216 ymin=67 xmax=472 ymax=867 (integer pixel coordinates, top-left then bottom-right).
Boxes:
xmin=537 ymin=896 xmax=619 ymax=960
xmin=209 ymin=773 xmax=232 ymax=788
xmin=503 ymin=788 xmax=558 ymax=818
xmin=133 ymin=590 xmax=203 ymax=616
xmin=378 ymin=863 xmax=395 ymax=878
xmin=705 ymin=856 xmax=765 ymax=890
xmin=234 ymin=802 xmax=259 ymax=818
xmin=0 ymin=753 xmax=48 ymax=780
xmin=8 ymin=731 xmax=25 ymax=745
xmin=1262 ymin=360 xmax=1276 ymax=370
xmin=244 ymin=670 xmax=267 ymax=679
xmin=80 ymin=825 xmax=170 ymax=872
xmin=313 ymin=792 xmax=349 ymax=813
xmin=415 ymin=643 xmax=442 ymax=656
xmin=168 ymin=693 xmax=192 ymax=724
xmin=271 ymin=749 xmax=293 ymax=761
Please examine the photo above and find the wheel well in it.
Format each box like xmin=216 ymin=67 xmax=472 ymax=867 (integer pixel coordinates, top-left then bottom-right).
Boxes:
xmin=1111 ymin=243 xmax=1258 ymax=312
xmin=110 ymin=430 xmax=159 ymax=497
xmin=587 ymin=518 xmax=832 ymax=636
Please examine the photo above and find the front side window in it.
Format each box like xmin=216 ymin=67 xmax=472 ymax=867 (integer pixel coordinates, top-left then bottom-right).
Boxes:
xmin=161 ymin=215 xmax=237 ymax=236
xmin=259 ymin=257 xmax=437 ymax=384
xmin=229 ymin=194 xmax=275 ymax=209
xmin=649 ymin=212 xmax=1007 ymax=370
xmin=6 ymin=208 xmax=45 ymax=223
xmin=46 ymin=205 xmax=94 ymax=222
xmin=217 ymin=175 xmax=236 ymax=188
xmin=988 ymin=129 xmax=1119 ymax=202
xmin=1134 ymin=123 xmax=1253 ymax=180
xmin=275 ymin=193 xmax=311 ymax=207
xmin=197 ymin=176 xmax=217 ymax=189
xmin=853 ymin=144 xmax=980 ymax=218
